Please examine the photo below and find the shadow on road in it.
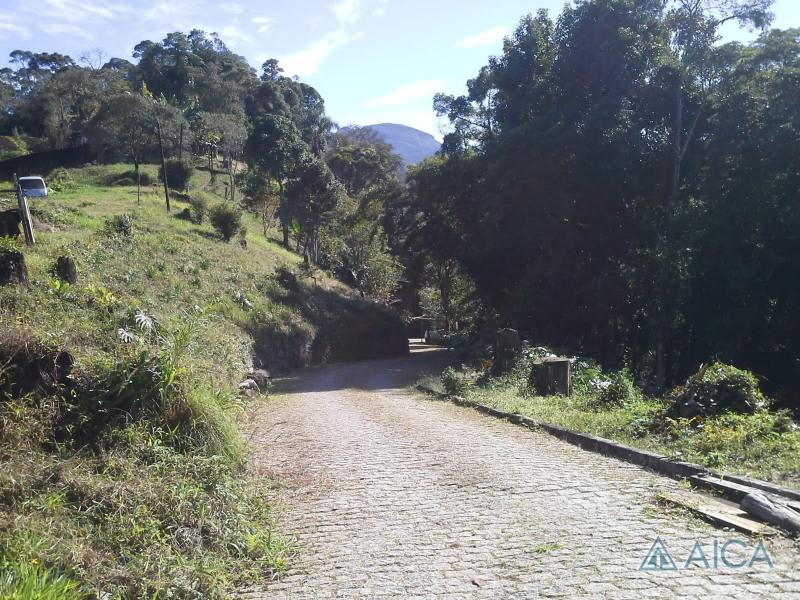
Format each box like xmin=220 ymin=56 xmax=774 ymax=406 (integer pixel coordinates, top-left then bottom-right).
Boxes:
xmin=272 ymin=342 xmax=455 ymax=395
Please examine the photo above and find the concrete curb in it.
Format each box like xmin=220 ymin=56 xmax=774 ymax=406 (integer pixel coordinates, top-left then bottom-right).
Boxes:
xmin=415 ymin=384 xmax=800 ymax=503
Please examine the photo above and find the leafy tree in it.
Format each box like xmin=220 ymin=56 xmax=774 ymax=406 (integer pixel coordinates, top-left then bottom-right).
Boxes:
xmin=37 ymin=66 xmax=128 ymax=147
xmin=216 ymin=112 xmax=248 ymax=201
xmin=87 ymin=94 xmax=155 ymax=202
xmin=132 ymin=30 xmax=255 ymax=112
xmin=419 ymin=259 xmax=478 ymax=333
xmin=409 ymin=0 xmax=787 ymax=392
xmin=286 ymin=156 xmax=344 ymax=262
xmin=326 ymin=134 xmax=402 ymax=197
xmin=244 ymin=115 xmax=307 ymax=247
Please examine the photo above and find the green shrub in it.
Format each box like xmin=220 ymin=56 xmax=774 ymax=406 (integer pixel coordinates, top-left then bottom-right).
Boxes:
xmin=441 ymin=366 xmax=468 ymax=397
xmin=109 ymin=171 xmax=152 ymax=186
xmin=595 ymin=369 xmax=640 ymax=407
xmin=663 ymin=409 xmax=800 ymax=472
xmin=158 ymin=159 xmax=193 ymax=190
xmin=209 ymin=203 xmax=242 ymax=242
xmin=188 ymin=194 xmax=208 ymax=224
xmin=104 ymin=214 xmax=134 ymax=238
xmin=671 ymin=362 xmax=769 ymax=417
xmin=46 ymin=168 xmax=77 ymax=193
xmin=28 ymin=203 xmax=77 ymax=227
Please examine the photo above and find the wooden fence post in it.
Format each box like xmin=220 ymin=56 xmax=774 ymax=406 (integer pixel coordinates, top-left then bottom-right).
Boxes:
xmin=155 ymin=120 xmax=171 ymax=212
xmin=13 ymin=173 xmax=35 ymax=245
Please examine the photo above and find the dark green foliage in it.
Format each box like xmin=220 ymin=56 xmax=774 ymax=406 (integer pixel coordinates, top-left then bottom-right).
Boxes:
xmin=274 ymin=265 xmax=299 ymax=292
xmin=46 ymin=167 xmax=77 ymax=192
xmin=326 ymin=135 xmax=402 ymax=197
xmin=209 ymin=203 xmax=242 ymax=241
xmin=188 ymin=193 xmax=208 ymax=224
xmin=671 ymin=362 xmax=769 ymax=417
xmin=110 ymin=171 xmax=152 ymax=186
xmin=104 ymin=214 xmax=133 ymax=238
xmin=158 ymin=158 xmax=194 ymax=190
xmin=395 ymin=3 xmax=800 ymax=409
xmin=244 ymin=114 xmax=308 ymax=246
xmin=596 ymin=369 xmax=639 ymax=407
xmin=441 ymin=366 xmax=468 ymax=397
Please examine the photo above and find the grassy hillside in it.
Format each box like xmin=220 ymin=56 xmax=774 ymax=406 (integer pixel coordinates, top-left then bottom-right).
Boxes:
xmin=0 ymin=163 xmax=406 ymax=598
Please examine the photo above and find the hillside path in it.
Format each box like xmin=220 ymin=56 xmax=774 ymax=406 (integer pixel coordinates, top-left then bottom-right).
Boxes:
xmin=241 ymin=344 xmax=800 ymax=599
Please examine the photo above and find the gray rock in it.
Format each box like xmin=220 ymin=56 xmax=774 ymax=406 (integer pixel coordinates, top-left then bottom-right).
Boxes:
xmin=248 ymin=369 xmax=272 ymax=389
xmin=239 ymin=378 xmax=260 ymax=393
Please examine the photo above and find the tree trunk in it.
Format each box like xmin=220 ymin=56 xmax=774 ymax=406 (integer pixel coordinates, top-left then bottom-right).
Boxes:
xmin=655 ymin=72 xmax=687 ymax=391
xmin=156 ymin=120 xmax=171 ymax=212
xmin=278 ymin=180 xmax=289 ymax=248
xmin=228 ymin=153 xmax=236 ymax=203
xmin=669 ymin=75 xmax=684 ymax=215
xmin=209 ymin=145 xmax=215 ymax=182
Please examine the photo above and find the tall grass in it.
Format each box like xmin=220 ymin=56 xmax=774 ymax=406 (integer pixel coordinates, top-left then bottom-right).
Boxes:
xmin=0 ymin=560 xmax=86 ymax=600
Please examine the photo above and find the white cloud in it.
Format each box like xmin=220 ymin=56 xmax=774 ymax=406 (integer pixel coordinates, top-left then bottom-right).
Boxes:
xmin=279 ymin=0 xmax=374 ymax=77
xmin=0 ymin=19 xmax=29 ymax=38
xmin=455 ymin=25 xmax=507 ymax=48
xmin=332 ymin=0 xmax=361 ymax=26
xmin=218 ymin=25 xmax=252 ymax=44
xmin=46 ymin=21 xmax=95 ymax=41
xmin=373 ymin=0 xmax=388 ymax=16
xmin=219 ymin=2 xmax=244 ymax=15
xmin=364 ymin=79 xmax=447 ymax=108
xmin=251 ymin=16 xmax=273 ymax=34
xmin=280 ymin=30 xmax=364 ymax=77
xmin=39 ymin=0 xmax=132 ymax=22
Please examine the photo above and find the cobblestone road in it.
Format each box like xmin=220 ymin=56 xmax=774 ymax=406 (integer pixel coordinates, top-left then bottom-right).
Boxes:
xmin=242 ymin=346 xmax=800 ymax=599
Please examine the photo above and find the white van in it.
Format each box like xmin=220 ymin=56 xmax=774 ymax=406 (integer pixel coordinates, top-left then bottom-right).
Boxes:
xmin=18 ymin=176 xmax=49 ymax=197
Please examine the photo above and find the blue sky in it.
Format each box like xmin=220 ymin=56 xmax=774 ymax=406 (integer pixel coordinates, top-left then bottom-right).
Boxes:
xmin=1 ymin=0 xmax=798 ymax=139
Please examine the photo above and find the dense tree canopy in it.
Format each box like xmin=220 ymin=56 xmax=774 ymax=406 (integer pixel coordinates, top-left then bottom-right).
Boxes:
xmin=400 ymin=0 xmax=800 ymax=405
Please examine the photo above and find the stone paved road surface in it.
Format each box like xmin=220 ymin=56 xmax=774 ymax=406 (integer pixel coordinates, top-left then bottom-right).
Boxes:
xmin=242 ymin=345 xmax=800 ymax=599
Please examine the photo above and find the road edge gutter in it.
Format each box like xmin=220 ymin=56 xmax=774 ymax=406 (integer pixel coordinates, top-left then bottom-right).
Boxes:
xmin=414 ymin=384 xmax=800 ymax=504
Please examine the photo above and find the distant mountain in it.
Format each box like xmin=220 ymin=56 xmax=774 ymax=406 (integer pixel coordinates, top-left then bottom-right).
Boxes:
xmin=341 ymin=123 xmax=441 ymax=167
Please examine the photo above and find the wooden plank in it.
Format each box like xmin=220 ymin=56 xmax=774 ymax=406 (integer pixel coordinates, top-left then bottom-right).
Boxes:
xmin=659 ymin=490 xmax=778 ymax=537
xmin=692 ymin=475 xmax=800 ymax=512
xmin=722 ymin=473 xmax=800 ymax=503
xmin=13 ymin=174 xmax=35 ymax=245
xmin=741 ymin=493 xmax=800 ymax=534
